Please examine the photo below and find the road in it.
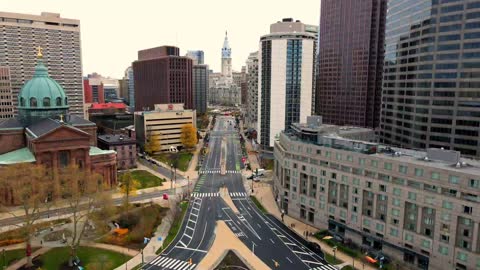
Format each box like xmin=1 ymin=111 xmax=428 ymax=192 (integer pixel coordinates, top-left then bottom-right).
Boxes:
xmin=143 ymin=117 xmax=336 ymax=270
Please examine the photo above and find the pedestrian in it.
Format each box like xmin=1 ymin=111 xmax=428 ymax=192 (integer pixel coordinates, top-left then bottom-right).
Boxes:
xmin=40 ymin=240 xmax=43 ymax=246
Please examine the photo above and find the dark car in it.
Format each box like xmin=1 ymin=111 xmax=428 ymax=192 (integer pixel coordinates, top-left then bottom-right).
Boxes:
xmin=306 ymin=241 xmax=322 ymax=255
xmin=247 ymin=174 xmax=255 ymax=180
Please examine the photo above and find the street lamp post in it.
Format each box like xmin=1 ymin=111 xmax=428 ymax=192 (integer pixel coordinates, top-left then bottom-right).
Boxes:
xmin=187 ymin=176 xmax=190 ymax=196
xmin=170 ymin=163 xmax=174 ymax=191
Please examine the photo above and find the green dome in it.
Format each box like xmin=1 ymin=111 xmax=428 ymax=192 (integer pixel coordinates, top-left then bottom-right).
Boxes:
xmin=18 ymin=60 xmax=69 ymax=110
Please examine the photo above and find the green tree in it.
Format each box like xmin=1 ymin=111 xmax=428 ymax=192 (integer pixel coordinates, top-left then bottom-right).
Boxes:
xmin=180 ymin=124 xmax=197 ymax=149
xmin=144 ymin=132 xmax=162 ymax=154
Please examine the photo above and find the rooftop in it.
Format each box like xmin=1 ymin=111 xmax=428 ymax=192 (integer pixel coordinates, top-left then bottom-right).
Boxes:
xmin=98 ymin=134 xmax=136 ymax=145
xmin=0 ymin=147 xmax=36 ymax=165
xmin=90 ymin=102 xmax=127 ymax=110
xmin=89 ymin=146 xmax=116 ymax=156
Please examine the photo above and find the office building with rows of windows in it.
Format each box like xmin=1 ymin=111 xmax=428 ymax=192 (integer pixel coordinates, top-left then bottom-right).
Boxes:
xmin=0 ymin=12 xmax=84 ymax=117
xmin=380 ymin=0 xmax=480 ymax=158
xmin=274 ymin=117 xmax=480 ymax=270
xmin=258 ymin=18 xmax=317 ymax=151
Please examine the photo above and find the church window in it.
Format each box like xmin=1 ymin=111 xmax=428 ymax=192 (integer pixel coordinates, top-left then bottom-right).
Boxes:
xmin=56 ymin=97 xmax=62 ymax=106
xmin=43 ymin=97 xmax=50 ymax=107
xmin=65 ymin=97 xmax=68 ymax=105
xmin=20 ymin=97 xmax=25 ymax=107
xmin=30 ymin=97 xmax=37 ymax=107
xmin=59 ymin=151 xmax=69 ymax=168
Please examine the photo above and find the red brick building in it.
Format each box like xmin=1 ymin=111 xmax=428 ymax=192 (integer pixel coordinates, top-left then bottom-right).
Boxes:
xmin=0 ymin=54 xmax=116 ymax=205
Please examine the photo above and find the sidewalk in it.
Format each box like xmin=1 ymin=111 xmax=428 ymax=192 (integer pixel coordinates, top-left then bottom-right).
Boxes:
xmin=239 ymin=120 xmax=260 ymax=171
xmin=252 ymin=183 xmax=377 ymax=270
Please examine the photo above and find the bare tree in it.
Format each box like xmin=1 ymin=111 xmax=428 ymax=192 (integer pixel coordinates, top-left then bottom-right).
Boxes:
xmin=0 ymin=163 xmax=50 ymax=267
xmin=57 ymin=164 xmax=106 ymax=266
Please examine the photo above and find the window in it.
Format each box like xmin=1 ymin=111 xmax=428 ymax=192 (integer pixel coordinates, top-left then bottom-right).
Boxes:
xmin=390 ymin=228 xmax=399 ymax=237
xmin=470 ymin=179 xmax=480 ymax=188
xmin=463 ymin=206 xmax=473 ymax=214
xmin=65 ymin=97 xmax=68 ymax=105
xmin=363 ymin=219 xmax=371 ymax=227
xmin=336 ymin=153 xmax=342 ymax=161
xmin=371 ymin=160 xmax=378 ymax=168
xmin=376 ymin=223 xmax=384 ymax=232
xmin=20 ymin=97 xmax=25 ymax=107
xmin=56 ymin=97 xmax=62 ymax=106
xmin=393 ymin=188 xmax=401 ymax=196
xmin=392 ymin=208 xmax=400 ymax=217
xmin=408 ymin=192 xmax=416 ymax=201
xmin=43 ymin=97 xmax=50 ymax=107
xmin=405 ymin=233 xmax=413 ymax=242
xmin=359 ymin=158 xmax=366 ymax=165
xmin=442 ymin=201 xmax=453 ymax=209
xmin=415 ymin=168 xmax=424 ymax=177
xmin=457 ymin=252 xmax=468 ymax=262
xmin=431 ymin=172 xmax=440 ymax=180
xmin=399 ymin=165 xmax=408 ymax=174
xmin=393 ymin=198 xmax=401 ymax=206
xmin=59 ymin=151 xmax=69 ymax=168
xmin=384 ymin=163 xmax=392 ymax=170
xmin=30 ymin=97 xmax=37 ymax=107
xmin=449 ymin=175 xmax=459 ymax=184
xmin=421 ymin=239 xmax=431 ymax=249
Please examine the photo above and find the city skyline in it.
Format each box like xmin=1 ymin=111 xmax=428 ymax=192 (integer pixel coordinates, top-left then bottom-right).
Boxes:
xmin=1 ymin=0 xmax=319 ymax=78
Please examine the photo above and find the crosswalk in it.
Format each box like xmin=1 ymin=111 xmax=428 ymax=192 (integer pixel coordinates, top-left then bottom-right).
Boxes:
xmin=191 ymin=192 xmax=219 ymax=198
xmin=199 ymin=170 xmax=241 ymax=174
xmin=309 ymin=264 xmax=338 ymax=270
xmin=229 ymin=192 xmax=248 ymax=198
xmin=148 ymin=256 xmax=196 ymax=270
xmin=234 ymin=232 xmax=246 ymax=238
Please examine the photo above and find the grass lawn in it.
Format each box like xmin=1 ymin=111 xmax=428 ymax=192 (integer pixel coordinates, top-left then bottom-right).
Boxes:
xmin=153 ymin=152 xmax=193 ymax=172
xmin=325 ymin=253 xmax=343 ymax=265
xmin=157 ymin=201 xmax=189 ymax=254
xmin=250 ymin=196 xmax=267 ymax=214
xmin=130 ymin=170 xmax=165 ymax=189
xmin=0 ymin=248 xmax=39 ymax=267
xmin=40 ymin=246 xmax=130 ymax=270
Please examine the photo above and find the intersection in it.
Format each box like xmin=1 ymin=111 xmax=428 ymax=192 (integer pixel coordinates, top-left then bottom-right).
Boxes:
xmin=143 ymin=116 xmax=335 ymax=270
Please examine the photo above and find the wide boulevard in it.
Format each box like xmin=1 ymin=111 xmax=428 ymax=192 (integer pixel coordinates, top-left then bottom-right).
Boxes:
xmin=143 ymin=116 xmax=336 ymax=270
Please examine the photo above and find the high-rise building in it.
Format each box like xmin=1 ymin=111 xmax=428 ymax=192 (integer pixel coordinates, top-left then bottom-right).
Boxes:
xmin=315 ymin=0 xmax=387 ymax=128
xmin=133 ymin=46 xmax=193 ymax=111
xmin=193 ymin=64 xmax=209 ymax=114
xmin=233 ymin=67 xmax=247 ymax=105
xmin=258 ymin=18 xmax=317 ymax=150
xmin=0 ymin=12 xmax=84 ymax=117
xmin=245 ymin=52 xmax=259 ymax=129
xmin=186 ymin=50 xmax=205 ymax=65
xmin=83 ymin=78 xmax=105 ymax=104
xmin=380 ymin=0 xmax=480 ymax=158
xmin=0 ymin=67 xmax=13 ymax=119
xmin=126 ymin=66 xmax=135 ymax=111
xmin=221 ymin=32 xmax=232 ymax=78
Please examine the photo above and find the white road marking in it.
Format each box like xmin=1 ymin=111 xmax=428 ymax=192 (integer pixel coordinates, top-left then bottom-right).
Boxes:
xmin=269 ymin=238 xmax=275 ymax=244
xmin=178 ymin=241 xmax=187 ymax=247
xmin=286 ymin=257 xmax=293 ymax=263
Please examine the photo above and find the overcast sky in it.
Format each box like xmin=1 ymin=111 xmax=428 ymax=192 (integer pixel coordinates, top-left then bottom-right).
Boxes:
xmin=1 ymin=0 xmax=320 ymax=78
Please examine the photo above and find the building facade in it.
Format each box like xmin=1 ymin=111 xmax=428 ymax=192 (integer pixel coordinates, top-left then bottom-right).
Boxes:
xmin=0 ymin=67 xmax=13 ymax=119
xmin=233 ymin=67 xmax=247 ymax=105
xmin=245 ymin=52 xmax=259 ymax=129
xmin=98 ymin=134 xmax=136 ymax=170
xmin=0 ymin=12 xmax=84 ymax=117
xmin=134 ymin=103 xmax=196 ymax=152
xmin=133 ymin=46 xmax=193 ymax=111
xmin=126 ymin=67 xmax=135 ymax=112
xmin=193 ymin=64 xmax=209 ymax=114
xmin=315 ymin=0 xmax=386 ymax=128
xmin=274 ymin=119 xmax=480 ymax=270
xmin=258 ymin=18 xmax=317 ymax=150
xmin=380 ymin=0 xmax=480 ymax=159
xmin=186 ymin=50 xmax=205 ymax=65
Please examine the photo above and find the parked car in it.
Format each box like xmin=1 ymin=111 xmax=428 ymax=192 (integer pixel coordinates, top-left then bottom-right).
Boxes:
xmin=255 ymin=169 xmax=265 ymax=176
xmin=306 ymin=241 xmax=322 ymax=255
xmin=253 ymin=177 xmax=260 ymax=182
xmin=247 ymin=174 xmax=255 ymax=180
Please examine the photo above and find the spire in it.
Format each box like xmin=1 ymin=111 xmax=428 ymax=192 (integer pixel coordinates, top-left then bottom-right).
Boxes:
xmin=34 ymin=46 xmax=48 ymax=77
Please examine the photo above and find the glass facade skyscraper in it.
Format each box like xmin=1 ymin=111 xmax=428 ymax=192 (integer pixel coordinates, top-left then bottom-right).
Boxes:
xmin=380 ymin=0 xmax=480 ymax=158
